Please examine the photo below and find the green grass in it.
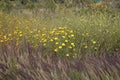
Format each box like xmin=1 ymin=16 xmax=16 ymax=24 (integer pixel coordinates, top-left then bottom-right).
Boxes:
xmin=0 ymin=6 xmax=120 ymax=80
xmin=1 ymin=7 xmax=120 ymax=57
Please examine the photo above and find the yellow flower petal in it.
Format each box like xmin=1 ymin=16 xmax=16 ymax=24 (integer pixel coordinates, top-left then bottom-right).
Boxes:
xmin=66 ymin=54 xmax=69 ymax=57
xmin=59 ymin=46 xmax=62 ymax=49
xmin=54 ymin=48 xmax=58 ymax=52
xmin=84 ymin=45 xmax=88 ymax=48
xmin=65 ymin=40 xmax=68 ymax=43
xmin=62 ymin=43 xmax=65 ymax=46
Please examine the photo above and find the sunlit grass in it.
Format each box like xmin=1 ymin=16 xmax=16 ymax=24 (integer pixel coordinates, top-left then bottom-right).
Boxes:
xmin=0 ymin=6 xmax=120 ymax=80
xmin=0 ymin=9 xmax=120 ymax=58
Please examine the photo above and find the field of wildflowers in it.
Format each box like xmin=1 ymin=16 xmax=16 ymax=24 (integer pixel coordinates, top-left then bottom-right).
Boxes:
xmin=0 ymin=9 xmax=120 ymax=57
xmin=0 ymin=6 xmax=120 ymax=80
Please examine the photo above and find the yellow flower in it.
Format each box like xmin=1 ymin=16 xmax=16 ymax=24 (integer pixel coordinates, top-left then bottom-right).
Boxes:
xmin=54 ymin=37 xmax=58 ymax=40
xmin=3 ymin=36 xmax=7 ymax=39
xmin=66 ymin=53 xmax=69 ymax=57
xmin=55 ymin=42 xmax=59 ymax=45
xmin=62 ymin=43 xmax=65 ymax=46
xmin=68 ymin=35 xmax=71 ymax=38
xmin=92 ymin=41 xmax=96 ymax=44
xmin=58 ymin=27 xmax=62 ymax=29
xmin=42 ymin=27 xmax=46 ymax=30
xmin=71 ymin=34 xmax=74 ymax=37
xmin=8 ymin=34 xmax=12 ymax=36
xmin=30 ymin=31 xmax=33 ymax=33
xmin=50 ymin=39 xmax=53 ymax=42
xmin=94 ymin=47 xmax=97 ymax=50
xmin=71 ymin=43 xmax=75 ymax=47
xmin=14 ymin=31 xmax=17 ymax=34
xmin=82 ymin=33 xmax=85 ymax=36
xmin=43 ymin=43 xmax=46 ymax=46
xmin=42 ymin=34 xmax=46 ymax=36
xmin=86 ymin=33 xmax=89 ymax=36
xmin=65 ymin=32 xmax=68 ymax=35
xmin=73 ymin=53 xmax=77 ymax=58
xmin=54 ymin=48 xmax=58 ymax=52
xmin=65 ymin=40 xmax=68 ymax=43
xmin=70 ymin=30 xmax=73 ymax=33
xmin=74 ymin=53 xmax=77 ymax=56
xmin=68 ymin=46 xmax=72 ymax=49
xmin=61 ymin=30 xmax=64 ymax=33
xmin=34 ymin=34 xmax=38 ymax=37
xmin=50 ymin=30 xmax=55 ymax=34
xmin=56 ymin=32 xmax=60 ymax=35
xmin=84 ymin=45 xmax=88 ymax=49
xmin=19 ymin=31 xmax=22 ymax=34
xmin=19 ymin=34 xmax=23 ymax=37
xmin=0 ymin=40 xmax=4 ymax=43
xmin=59 ymin=46 xmax=62 ymax=49
xmin=62 ymin=36 xmax=65 ymax=38
xmin=43 ymin=39 xmax=47 ymax=42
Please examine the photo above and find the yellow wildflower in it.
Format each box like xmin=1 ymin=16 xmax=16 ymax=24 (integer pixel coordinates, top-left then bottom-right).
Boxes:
xmin=54 ymin=37 xmax=58 ymax=40
xmin=92 ymin=41 xmax=96 ymax=44
xmin=68 ymin=35 xmax=71 ymax=38
xmin=73 ymin=53 xmax=77 ymax=58
xmin=59 ymin=46 xmax=62 ymax=49
xmin=50 ymin=30 xmax=55 ymax=34
xmin=65 ymin=40 xmax=68 ymax=43
xmin=71 ymin=34 xmax=74 ymax=37
xmin=86 ymin=33 xmax=89 ymax=36
xmin=42 ymin=34 xmax=46 ymax=36
xmin=62 ymin=43 xmax=65 ymax=46
xmin=43 ymin=43 xmax=46 ymax=46
xmin=56 ymin=32 xmax=60 ymax=35
xmin=14 ymin=31 xmax=17 ymax=34
xmin=70 ymin=30 xmax=73 ymax=33
xmin=68 ymin=46 xmax=72 ymax=49
xmin=58 ymin=27 xmax=62 ymax=29
xmin=19 ymin=31 xmax=22 ymax=34
xmin=8 ymin=34 xmax=12 ymax=36
xmin=35 ymin=34 xmax=39 ymax=37
xmin=62 ymin=36 xmax=65 ymax=38
xmin=74 ymin=53 xmax=77 ymax=56
xmin=84 ymin=45 xmax=88 ymax=49
xmin=50 ymin=39 xmax=53 ymax=42
xmin=43 ymin=39 xmax=47 ymax=42
xmin=71 ymin=43 xmax=75 ymax=47
xmin=3 ymin=36 xmax=7 ymax=39
xmin=30 ymin=31 xmax=33 ymax=33
xmin=55 ymin=42 xmax=59 ymax=45
xmin=54 ymin=48 xmax=58 ymax=52
xmin=0 ymin=40 xmax=4 ymax=43
xmin=61 ymin=30 xmax=64 ymax=33
xmin=19 ymin=34 xmax=23 ymax=37
xmin=43 ymin=27 xmax=46 ymax=30
xmin=66 ymin=54 xmax=69 ymax=57
xmin=82 ymin=33 xmax=85 ymax=36
xmin=94 ymin=47 xmax=97 ymax=50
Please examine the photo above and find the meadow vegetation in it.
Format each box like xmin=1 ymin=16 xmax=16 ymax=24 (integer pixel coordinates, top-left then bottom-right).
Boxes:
xmin=0 ymin=0 xmax=120 ymax=80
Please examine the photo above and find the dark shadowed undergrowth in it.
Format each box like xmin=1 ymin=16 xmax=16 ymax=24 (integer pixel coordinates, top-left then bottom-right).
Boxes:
xmin=0 ymin=41 xmax=120 ymax=80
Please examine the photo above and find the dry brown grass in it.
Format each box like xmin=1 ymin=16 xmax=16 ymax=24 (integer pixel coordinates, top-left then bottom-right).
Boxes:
xmin=0 ymin=42 xmax=120 ymax=80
